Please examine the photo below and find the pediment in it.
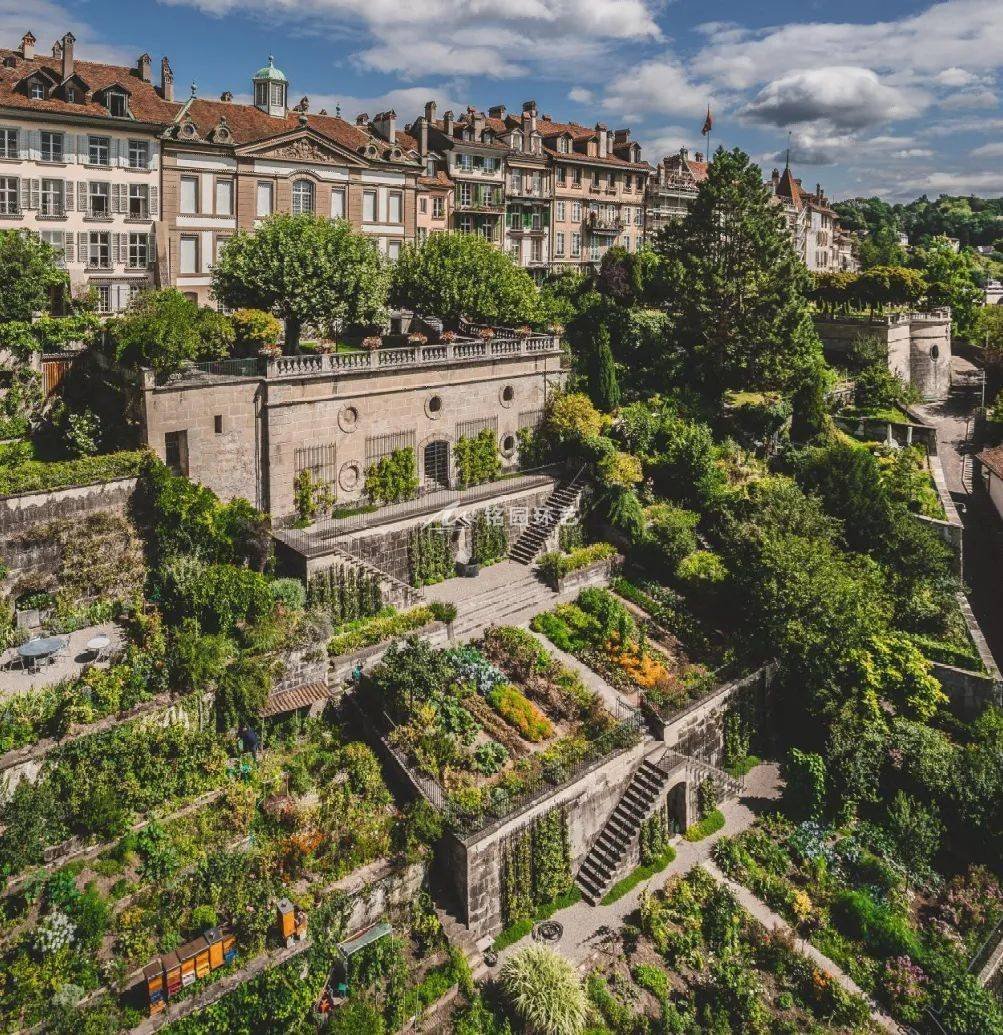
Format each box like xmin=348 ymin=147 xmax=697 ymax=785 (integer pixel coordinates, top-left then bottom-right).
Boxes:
xmin=240 ymin=130 xmax=367 ymax=167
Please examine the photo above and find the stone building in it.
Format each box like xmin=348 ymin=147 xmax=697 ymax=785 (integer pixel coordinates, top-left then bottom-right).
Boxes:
xmin=159 ymin=60 xmax=423 ymax=304
xmin=644 ymin=147 xmax=707 ymax=242
xmin=140 ymin=328 xmax=566 ymax=519
xmin=0 ymin=31 xmax=177 ymax=312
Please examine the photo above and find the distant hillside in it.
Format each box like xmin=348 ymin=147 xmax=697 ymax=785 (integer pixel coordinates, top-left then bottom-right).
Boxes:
xmin=834 ymin=195 xmax=1003 ymax=250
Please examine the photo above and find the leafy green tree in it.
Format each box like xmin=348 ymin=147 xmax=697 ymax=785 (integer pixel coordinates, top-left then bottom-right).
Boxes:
xmin=857 ymin=225 xmax=909 ymax=269
xmin=0 ymin=230 xmax=67 ymax=321
xmin=912 ymin=237 xmax=983 ymax=336
xmin=596 ymin=245 xmax=642 ymax=305
xmin=589 ymin=322 xmax=621 ymax=411
xmin=212 ymin=214 xmax=389 ymax=350
xmin=973 ymin=303 xmax=1003 ymax=369
xmin=109 ymin=289 xmax=233 ymax=373
xmin=390 ymin=232 xmax=539 ymax=328
xmin=654 ymin=147 xmax=822 ymax=400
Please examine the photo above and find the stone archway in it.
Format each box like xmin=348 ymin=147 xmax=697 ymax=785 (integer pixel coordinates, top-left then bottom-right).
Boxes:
xmin=421 ymin=436 xmax=451 ymax=490
xmin=666 ymin=781 xmax=688 ymax=834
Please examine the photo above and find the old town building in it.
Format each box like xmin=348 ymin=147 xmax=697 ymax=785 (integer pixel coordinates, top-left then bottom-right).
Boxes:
xmin=160 ymin=59 xmax=423 ymax=304
xmin=644 ymin=148 xmax=707 ymax=242
xmin=0 ymin=31 xmax=176 ymax=312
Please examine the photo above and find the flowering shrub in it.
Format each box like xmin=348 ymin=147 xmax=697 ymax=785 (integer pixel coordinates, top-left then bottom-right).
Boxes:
xmin=881 ymin=956 xmax=929 ymax=1023
xmin=35 ymin=911 xmax=75 ymax=954
xmin=439 ymin=330 xmax=458 ymax=343
xmin=361 ymin=335 xmax=382 ymax=350
xmin=487 ymin=683 xmax=553 ymax=742
xmin=515 ymin=325 xmax=532 ymax=337
xmin=937 ymin=865 xmax=1003 ymax=942
xmin=479 ymin=327 xmax=495 ymax=340
xmin=407 ymin=331 xmax=428 ymax=345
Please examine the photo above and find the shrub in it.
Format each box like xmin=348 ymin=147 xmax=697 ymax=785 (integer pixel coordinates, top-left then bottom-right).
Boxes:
xmin=269 ymin=577 xmax=306 ymax=611
xmin=454 ymin=429 xmax=502 ymax=489
xmin=230 ymin=308 xmax=282 ymax=354
xmin=429 ymin=600 xmax=457 ymax=624
xmin=832 ymin=889 xmax=921 ymax=959
xmin=327 ymin=606 xmax=435 ymax=656
xmin=0 ymin=450 xmax=146 ymax=497
xmin=365 ymin=447 xmax=418 ymax=505
xmin=162 ymin=557 xmax=274 ymax=634
xmin=487 ymin=683 xmax=554 ymax=741
xmin=597 ymin=449 xmax=643 ymax=490
xmin=675 ymin=549 xmax=728 ymax=588
xmin=644 ymin=503 xmax=699 ymax=570
xmin=472 ymin=740 xmax=509 ymax=775
xmin=683 ymin=809 xmax=725 ymax=842
xmin=538 ymin=542 xmax=616 ymax=582
xmin=500 ymin=946 xmax=589 ymax=1035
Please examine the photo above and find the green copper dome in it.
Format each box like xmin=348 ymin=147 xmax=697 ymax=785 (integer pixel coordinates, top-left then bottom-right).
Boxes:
xmin=254 ymin=56 xmax=287 ymax=83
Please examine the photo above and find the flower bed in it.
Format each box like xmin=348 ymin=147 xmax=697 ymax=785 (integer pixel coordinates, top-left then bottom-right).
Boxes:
xmin=367 ymin=628 xmax=640 ymax=829
xmin=578 ymin=866 xmax=872 ymax=1034
xmin=538 ymin=541 xmax=617 ymax=589
xmin=712 ymin=816 xmax=1003 ymax=1031
xmin=530 ymin=586 xmax=719 ymax=719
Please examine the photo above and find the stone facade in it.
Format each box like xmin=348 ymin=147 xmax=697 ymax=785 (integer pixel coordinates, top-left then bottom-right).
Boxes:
xmin=140 ymin=335 xmax=565 ymax=518
xmin=815 ymin=310 xmax=953 ymax=401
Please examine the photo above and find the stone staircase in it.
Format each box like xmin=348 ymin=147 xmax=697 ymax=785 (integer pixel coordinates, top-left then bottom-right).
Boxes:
xmin=508 ymin=469 xmax=588 ymax=565
xmin=682 ymin=754 xmax=745 ymax=804
xmin=575 ymin=756 xmax=674 ymax=905
xmin=448 ymin=563 xmax=557 ymax=640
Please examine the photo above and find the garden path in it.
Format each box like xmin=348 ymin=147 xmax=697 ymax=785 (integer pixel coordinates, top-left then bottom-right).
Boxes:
xmin=0 ymin=621 xmax=123 ymax=699
xmin=493 ymin=762 xmax=783 ymax=970
xmin=700 ymin=859 xmax=902 ymax=1034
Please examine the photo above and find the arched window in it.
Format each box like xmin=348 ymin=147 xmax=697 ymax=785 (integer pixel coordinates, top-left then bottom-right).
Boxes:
xmin=292 ymin=179 xmax=314 ymax=215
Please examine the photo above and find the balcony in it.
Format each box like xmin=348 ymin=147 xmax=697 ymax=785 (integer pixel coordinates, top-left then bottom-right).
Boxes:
xmin=507 ymin=185 xmax=549 ymax=201
xmin=586 ymin=212 xmax=624 ymax=235
xmin=456 ymin=197 xmax=504 ymax=214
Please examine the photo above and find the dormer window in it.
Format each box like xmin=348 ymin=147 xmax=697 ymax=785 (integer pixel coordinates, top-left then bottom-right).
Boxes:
xmin=108 ymin=91 xmax=127 ymax=117
xmin=30 ymin=81 xmax=45 ymax=100
xmin=66 ymin=87 xmax=76 ymax=103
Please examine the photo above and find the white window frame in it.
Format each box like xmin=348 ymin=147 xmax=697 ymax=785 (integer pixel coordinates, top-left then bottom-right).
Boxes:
xmin=128 ymin=140 xmax=149 ymax=169
xmin=129 ymin=183 xmax=149 ymax=219
xmin=0 ymin=176 xmax=19 ymax=214
xmin=291 ymin=179 xmax=314 ymax=215
xmin=362 ymin=190 xmax=377 ymax=222
xmin=555 ymin=231 xmax=565 ymax=256
xmin=40 ymin=131 xmax=63 ymax=163
xmin=256 ymin=180 xmax=273 ymax=218
xmin=330 ymin=188 xmax=345 ymax=219
xmin=88 ymin=231 xmax=111 ymax=269
xmin=89 ymin=181 xmax=110 ymax=217
xmin=0 ymin=128 xmax=17 ymax=159
xmin=387 ymin=191 xmax=402 ymax=224
xmin=88 ymin=135 xmax=111 ymax=166
xmin=215 ymin=178 xmax=234 ymax=216
xmin=128 ymin=232 xmax=149 ymax=269
xmin=179 ymin=234 xmax=199 ymax=275
xmin=40 ymin=178 xmax=63 ymax=216
xmin=180 ymin=175 xmax=198 ymax=215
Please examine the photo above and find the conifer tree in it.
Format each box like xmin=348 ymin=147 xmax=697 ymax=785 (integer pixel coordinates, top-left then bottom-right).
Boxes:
xmin=591 ymin=322 xmax=621 ymax=411
xmin=654 ymin=147 xmax=822 ymax=401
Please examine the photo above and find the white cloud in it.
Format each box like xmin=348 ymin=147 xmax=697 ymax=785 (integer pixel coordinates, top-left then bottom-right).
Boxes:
xmin=0 ymin=0 xmax=136 ymax=65
xmin=640 ymin=125 xmax=698 ymax=159
xmin=568 ymin=87 xmax=593 ymax=104
xmin=935 ymin=67 xmax=979 ymax=86
xmin=600 ymin=56 xmax=712 ymax=119
xmin=973 ymin=141 xmax=1003 ymax=157
xmin=742 ymin=67 xmax=928 ymax=130
xmin=939 ymin=88 xmax=1000 ymax=109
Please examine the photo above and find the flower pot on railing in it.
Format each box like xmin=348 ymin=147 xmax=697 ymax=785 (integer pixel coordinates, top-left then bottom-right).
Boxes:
xmin=479 ymin=328 xmax=495 ymax=341
xmin=439 ymin=330 xmax=458 ymax=344
xmin=257 ymin=343 xmax=282 ymax=359
xmin=360 ymin=336 xmax=382 ymax=351
xmin=515 ymin=325 xmax=532 ymax=338
xmin=408 ymin=332 xmax=428 ymax=346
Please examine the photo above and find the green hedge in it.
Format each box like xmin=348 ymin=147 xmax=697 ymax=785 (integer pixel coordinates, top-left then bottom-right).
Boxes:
xmin=328 ymin=605 xmax=436 ymax=656
xmin=0 ymin=450 xmax=146 ymax=497
xmin=538 ymin=541 xmax=616 ymax=581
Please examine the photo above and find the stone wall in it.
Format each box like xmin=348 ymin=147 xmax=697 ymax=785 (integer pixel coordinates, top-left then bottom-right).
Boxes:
xmin=447 ymin=737 xmax=651 ymax=937
xmin=0 ymin=477 xmax=139 ymax=581
xmin=815 ymin=311 xmax=952 ymax=401
xmin=658 ymin=666 xmax=778 ymax=768
xmin=932 ymin=592 xmax=1003 ymax=720
xmin=553 ymin=554 xmax=619 ymax=594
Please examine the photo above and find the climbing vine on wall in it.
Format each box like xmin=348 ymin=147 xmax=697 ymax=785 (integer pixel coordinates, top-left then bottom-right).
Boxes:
xmin=470 ymin=509 xmax=508 ymax=566
xmin=308 ymin=564 xmax=383 ymax=624
xmin=722 ymin=709 xmax=751 ymax=769
xmin=639 ymin=799 xmax=678 ymax=864
xmin=408 ymin=527 xmax=453 ymax=587
xmin=500 ymin=806 xmax=573 ymax=926
xmin=454 ymin=429 xmax=502 ymax=489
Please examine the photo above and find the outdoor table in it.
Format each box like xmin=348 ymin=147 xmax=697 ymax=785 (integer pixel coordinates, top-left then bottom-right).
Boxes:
xmin=17 ymin=636 xmax=68 ymax=671
xmin=86 ymin=633 xmax=111 ymax=659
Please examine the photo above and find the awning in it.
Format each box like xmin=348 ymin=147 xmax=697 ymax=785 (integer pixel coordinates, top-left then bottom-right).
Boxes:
xmin=338 ymin=921 xmax=393 ymax=958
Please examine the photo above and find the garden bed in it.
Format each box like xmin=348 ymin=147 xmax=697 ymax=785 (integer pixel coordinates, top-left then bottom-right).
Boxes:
xmin=582 ymin=865 xmax=876 ymax=1033
xmin=712 ymin=815 xmax=1003 ymax=1031
xmin=364 ymin=627 xmax=641 ymax=830
xmin=0 ymin=449 xmax=145 ymax=498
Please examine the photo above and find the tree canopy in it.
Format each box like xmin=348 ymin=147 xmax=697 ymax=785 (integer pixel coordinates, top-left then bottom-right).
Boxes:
xmin=653 ymin=147 xmax=822 ymax=400
xmin=0 ymin=231 xmax=68 ymax=322
xmin=212 ymin=214 xmax=389 ymax=350
xmin=390 ymin=232 xmax=540 ymax=328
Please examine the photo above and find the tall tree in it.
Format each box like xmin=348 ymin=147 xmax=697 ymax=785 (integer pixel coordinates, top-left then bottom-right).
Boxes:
xmin=0 ymin=230 xmax=68 ymax=322
xmin=390 ymin=232 xmax=539 ymax=328
xmin=911 ymin=237 xmax=983 ymax=338
xmin=590 ymin=322 xmax=621 ymax=411
xmin=654 ymin=148 xmax=822 ymax=401
xmin=212 ymin=214 xmax=388 ymax=350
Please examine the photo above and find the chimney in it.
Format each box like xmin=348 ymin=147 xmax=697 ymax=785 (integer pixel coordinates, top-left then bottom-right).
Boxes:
xmin=771 ymin=168 xmax=780 ymax=187
xmin=20 ymin=31 xmax=35 ymax=60
xmin=472 ymin=111 xmax=485 ymax=140
xmin=694 ymin=151 xmax=703 ymax=163
xmin=679 ymin=147 xmax=688 ymax=161
xmin=595 ymin=123 xmax=607 ymax=158
xmin=51 ymin=40 xmax=62 ymax=59
xmin=521 ymin=99 xmax=537 ymax=115
xmin=60 ymin=31 xmax=74 ymax=81
xmin=220 ymin=91 xmax=233 ymax=102
xmin=488 ymin=104 xmax=506 ymax=119
xmin=614 ymin=128 xmax=630 ymax=144
xmin=137 ymin=53 xmax=151 ymax=82
xmin=443 ymin=109 xmax=454 ymax=135
xmin=424 ymin=99 xmax=436 ymax=123
xmin=372 ymin=110 xmax=397 ymax=144
xmin=160 ymin=57 xmax=173 ymax=101
xmin=356 ymin=113 xmax=369 ymax=126
xmin=418 ymin=118 xmax=429 ymax=157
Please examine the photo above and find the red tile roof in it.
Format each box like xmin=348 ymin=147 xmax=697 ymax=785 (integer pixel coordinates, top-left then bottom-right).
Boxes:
xmin=262 ymin=682 xmax=330 ymax=718
xmin=978 ymin=446 xmax=1003 ymax=480
xmin=418 ymin=170 xmax=453 ymax=188
xmin=0 ymin=49 xmax=180 ymax=125
xmin=774 ymin=166 xmax=804 ymax=210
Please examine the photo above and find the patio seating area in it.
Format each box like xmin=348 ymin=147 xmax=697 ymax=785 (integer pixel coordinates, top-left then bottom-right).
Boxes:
xmin=0 ymin=622 xmax=124 ymax=698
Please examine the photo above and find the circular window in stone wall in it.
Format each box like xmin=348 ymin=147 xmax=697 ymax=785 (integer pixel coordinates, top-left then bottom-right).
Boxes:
xmin=339 ymin=462 xmax=361 ymax=492
xmin=500 ymin=384 xmax=516 ymax=407
xmin=930 ymin=344 xmax=940 ymax=359
xmin=338 ymin=405 xmax=359 ymax=433
xmin=425 ymin=395 xmax=444 ymax=418
xmin=501 ymin=433 xmax=517 ymax=457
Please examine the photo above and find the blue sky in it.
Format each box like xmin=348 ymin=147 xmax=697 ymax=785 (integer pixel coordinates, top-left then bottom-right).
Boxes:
xmin=14 ymin=0 xmax=1003 ymax=200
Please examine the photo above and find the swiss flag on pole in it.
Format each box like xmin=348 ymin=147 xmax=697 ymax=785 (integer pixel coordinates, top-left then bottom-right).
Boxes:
xmin=701 ymin=106 xmax=713 ymax=135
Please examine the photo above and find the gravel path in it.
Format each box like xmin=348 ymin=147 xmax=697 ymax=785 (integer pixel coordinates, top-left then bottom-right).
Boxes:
xmin=700 ymin=859 xmax=902 ymax=1034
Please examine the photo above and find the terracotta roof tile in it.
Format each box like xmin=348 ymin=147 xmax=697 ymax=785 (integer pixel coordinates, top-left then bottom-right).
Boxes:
xmin=262 ymin=682 xmax=330 ymax=718
xmin=774 ymin=166 xmax=804 ymax=210
xmin=978 ymin=446 xmax=1003 ymax=480
xmin=0 ymin=50 xmax=180 ymax=125
xmin=418 ymin=170 xmax=453 ymax=188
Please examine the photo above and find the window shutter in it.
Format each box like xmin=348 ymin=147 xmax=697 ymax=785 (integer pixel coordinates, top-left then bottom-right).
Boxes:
xmin=117 ymin=233 xmax=127 ymax=265
xmin=77 ymin=135 xmax=88 ymax=162
xmin=77 ymin=181 xmax=88 ymax=212
xmin=113 ymin=138 xmax=121 ymax=167
xmin=147 ymin=233 xmax=154 ymax=268
xmin=63 ymin=180 xmax=73 ymax=211
xmin=78 ymin=232 xmax=88 ymax=264
xmin=114 ymin=183 xmax=123 ymax=214
xmin=17 ymin=129 xmax=27 ymax=160
xmin=149 ymin=185 xmax=159 ymax=218
xmin=29 ymin=178 xmax=40 ymax=209
xmin=63 ymin=233 xmax=74 ymax=262
xmin=19 ymin=180 xmax=29 ymax=211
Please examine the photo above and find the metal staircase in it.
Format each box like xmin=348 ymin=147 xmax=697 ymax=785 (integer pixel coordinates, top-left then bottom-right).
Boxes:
xmin=575 ymin=756 xmax=673 ymax=905
xmin=508 ymin=468 xmax=588 ymax=565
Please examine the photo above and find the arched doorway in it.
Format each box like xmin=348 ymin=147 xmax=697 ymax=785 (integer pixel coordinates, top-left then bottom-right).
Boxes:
xmin=666 ymin=782 xmax=687 ymax=834
xmin=423 ymin=440 xmax=450 ymax=490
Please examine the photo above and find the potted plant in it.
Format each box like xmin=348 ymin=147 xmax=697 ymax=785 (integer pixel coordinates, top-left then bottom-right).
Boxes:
xmin=258 ymin=342 xmax=282 ymax=359
xmin=361 ymin=335 xmax=382 ymax=351
xmin=440 ymin=330 xmax=458 ymax=344
xmin=515 ymin=325 xmax=532 ymax=338
xmin=408 ymin=332 xmax=429 ymax=346
xmin=546 ymin=323 xmax=565 ymax=337
xmin=479 ymin=327 xmax=495 ymax=341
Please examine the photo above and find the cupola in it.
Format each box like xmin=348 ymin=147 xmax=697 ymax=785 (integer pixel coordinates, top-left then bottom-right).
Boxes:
xmin=253 ymin=55 xmax=287 ymax=116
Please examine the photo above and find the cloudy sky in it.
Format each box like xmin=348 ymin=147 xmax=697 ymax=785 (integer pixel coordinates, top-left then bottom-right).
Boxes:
xmin=12 ymin=0 xmax=1003 ymax=200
